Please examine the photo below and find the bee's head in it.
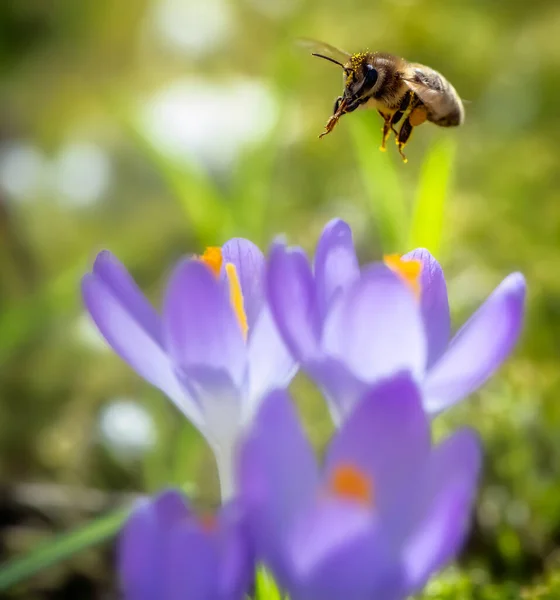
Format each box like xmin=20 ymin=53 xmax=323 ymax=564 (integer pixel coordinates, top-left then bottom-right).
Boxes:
xmin=312 ymin=50 xmax=383 ymax=119
xmin=343 ymin=52 xmax=381 ymax=102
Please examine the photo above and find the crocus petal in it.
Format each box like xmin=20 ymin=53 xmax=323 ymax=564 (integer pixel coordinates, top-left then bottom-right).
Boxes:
xmin=314 ymin=219 xmax=360 ymax=319
xmin=92 ymin=251 xmax=163 ymax=346
xmin=246 ymin=305 xmax=298 ymax=418
xmin=119 ymin=490 xmax=189 ymax=600
xmin=165 ymin=522 xmax=220 ymax=600
xmin=222 ymin=238 xmax=265 ymax=330
xmin=176 ymin=366 xmax=244 ymax=500
xmin=238 ymin=389 xmax=319 ymax=584
xmin=401 ymin=429 xmax=481 ymax=592
xmin=287 ymin=500 xmax=402 ymax=600
xmin=403 ymin=249 xmax=450 ymax=368
xmin=119 ymin=498 xmax=161 ymax=599
xmin=322 ymin=265 xmax=427 ymax=383
xmin=120 ymin=492 xmax=251 ymax=600
xmin=424 ymin=272 xmax=526 ymax=414
xmin=306 ymin=358 xmax=370 ymax=425
xmin=217 ymin=502 xmax=254 ymax=600
xmin=152 ymin=488 xmax=191 ymax=525
xmin=82 ymin=275 xmax=204 ymax=429
xmin=266 ymin=241 xmax=322 ymax=362
xmin=324 ymin=373 xmax=431 ymax=514
xmin=163 ymin=259 xmax=247 ymax=389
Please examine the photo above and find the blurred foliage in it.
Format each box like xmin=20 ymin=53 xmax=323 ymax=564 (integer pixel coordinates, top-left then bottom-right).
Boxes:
xmin=0 ymin=0 xmax=560 ymax=597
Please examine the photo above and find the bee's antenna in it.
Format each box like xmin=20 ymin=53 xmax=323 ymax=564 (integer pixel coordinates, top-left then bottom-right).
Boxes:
xmin=312 ymin=53 xmax=353 ymax=75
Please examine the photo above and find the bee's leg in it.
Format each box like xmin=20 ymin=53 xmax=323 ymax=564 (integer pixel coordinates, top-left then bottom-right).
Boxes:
xmin=333 ymin=96 xmax=343 ymax=115
xmin=320 ymin=98 xmax=343 ymax=138
xmin=378 ymin=111 xmax=392 ymax=152
xmin=389 ymin=91 xmax=413 ymax=136
xmin=396 ymin=116 xmax=414 ymax=163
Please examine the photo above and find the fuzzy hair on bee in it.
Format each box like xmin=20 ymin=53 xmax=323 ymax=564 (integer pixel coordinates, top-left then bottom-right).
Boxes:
xmin=303 ymin=39 xmax=464 ymax=162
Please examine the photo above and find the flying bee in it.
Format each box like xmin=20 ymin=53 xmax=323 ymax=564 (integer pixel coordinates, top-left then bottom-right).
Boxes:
xmin=305 ymin=40 xmax=464 ymax=162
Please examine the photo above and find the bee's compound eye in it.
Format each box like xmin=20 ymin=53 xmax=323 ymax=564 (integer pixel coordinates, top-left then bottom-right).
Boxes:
xmin=364 ymin=64 xmax=378 ymax=87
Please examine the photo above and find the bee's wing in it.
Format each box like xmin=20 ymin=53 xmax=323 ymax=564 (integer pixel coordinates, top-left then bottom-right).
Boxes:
xmin=296 ymin=38 xmax=352 ymax=63
xmin=403 ymin=66 xmax=463 ymax=123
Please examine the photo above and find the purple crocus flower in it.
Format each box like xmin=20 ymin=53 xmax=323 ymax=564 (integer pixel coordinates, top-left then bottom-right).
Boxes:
xmin=119 ymin=489 xmax=252 ymax=600
xmin=82 ymin=239 xmax=295 ymax=499
xmin=267 ymin=218 xmax=526 ymax=422
xmin=238 ymin=374 xmax=482 ymax=600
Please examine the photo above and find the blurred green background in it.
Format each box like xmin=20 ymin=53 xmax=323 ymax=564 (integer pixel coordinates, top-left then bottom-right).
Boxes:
xmin=1 ymin=0 xmax=560 ymax=597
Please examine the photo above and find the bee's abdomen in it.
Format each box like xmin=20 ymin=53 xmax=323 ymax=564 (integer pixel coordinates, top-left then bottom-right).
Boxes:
xmin=410 ymin=66 xmax=464 ymax=127
xmin=429 ymin=103 xmax=464 ymax=127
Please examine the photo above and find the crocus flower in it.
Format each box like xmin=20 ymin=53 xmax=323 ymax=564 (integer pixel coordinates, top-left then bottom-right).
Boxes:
xmin=119 ymin=489 xmax=252 ymax=600
xmin=238 ymin=374 xmax=482 ymax=600
xmin=82 ymin=239 xmax=295 ymax=499
xmin=267 ymin=218 xmax=526 ymax=422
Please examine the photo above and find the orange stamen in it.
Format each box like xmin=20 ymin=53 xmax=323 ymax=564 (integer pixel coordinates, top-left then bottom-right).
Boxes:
xmin=200 ymin=246 xmax=223 ymax=277
xmin=225 ymin=263 xmax=248 ymax=340
xmin=328 ymin=464 xmax=373 ymax=506
xmin=383 ymin=254 xmax=422 ymax=299
xmin=199 ymin=513 xmax=217 ymax=532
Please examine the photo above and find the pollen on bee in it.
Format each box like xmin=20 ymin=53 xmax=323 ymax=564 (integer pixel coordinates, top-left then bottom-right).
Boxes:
xmin=200 ymin=246 xmax=223 ymax=277
xmin=383 ymin=254 xmax=422 ymax=299
xmin=409 ymin=107 xmax=428 ymax=127
xmin=328 ymin=463 xmax=373 ymax=506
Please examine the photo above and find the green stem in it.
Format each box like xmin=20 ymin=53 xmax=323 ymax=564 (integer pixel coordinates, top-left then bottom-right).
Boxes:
xmin=0 ymin=506 xmax=128 ymax=591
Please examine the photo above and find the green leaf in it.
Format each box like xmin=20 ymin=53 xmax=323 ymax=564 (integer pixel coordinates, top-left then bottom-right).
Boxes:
xmin=408 ymin=135 xmax=457 ymax=256
xmin=0 ymin=256 xmax=86 ymax=364
xmin=347 ymin=112 xmax=407 ymax=252
xmin=254 ymin=566 xmax=284 ymax=600
xmin=0 ymin=507 xmax=128 ymax=591
xmin=109 ymin=95 xmax=232 ymax=246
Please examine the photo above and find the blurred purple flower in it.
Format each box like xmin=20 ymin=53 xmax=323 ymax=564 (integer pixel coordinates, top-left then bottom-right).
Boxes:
xmin=267 ymin=218 xmax=526 ymax=423
xmin=238 ymin=374 xmax=481 ymax=600
xmin=119 ymin=489 xmax=252 ymax=600
xmin=82 ymin=239 xmax=295 ymax=499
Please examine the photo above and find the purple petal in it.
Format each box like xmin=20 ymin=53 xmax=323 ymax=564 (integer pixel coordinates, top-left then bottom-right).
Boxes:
xmin=163 ymin=259 xmax=247 ymax=389
xmin=324 ymin=373 xmax=431 ymax=515
xmin=119 ymin=490 xmax=189 ymax=599
xmin=92 ymin=251 xmax=163 ymax=346
xmin=314 ymin=219 xmax=360 ymax=319
xmin=164 ymin=507 xmax=251 ymax=600
xmin=119 ymin=498 xmax=161 ymax=599
xmin=152 ymin=488 xmax=191 ymax=525
xmin=238 ymin=389 xmax=319 ymax=584
xmin=179 ymin=366 xmax=244 ymax=448
xmin=287 ymin=501 xmax=404 ymax=600
xmin=216 ymin=502 xmax=254 ymax=600
xmin=164 ymin=521 xmax=219 ymax=600
xmin=173 ymin=366 xmax=245 ymax=500
xmin=401 ymin=429 xmax=481 ymax=592
xmin=322 ymin=265 xmax=427 ymax=383
xmin=424 ymin=272 xmax=526 ymax=414
xmin=246 ymin=305 xmax=298 ymax=416
xmin=222 ymin=238 xmax=265 ymax=331
xmin=266 ymin=241 xmax=322 ymax=362
xmin=306 ymin=358 xmax=370 ymax=425
xmin=81 ymin=275 xmax=203 ymax=428
xmin=403 ymin=249 xmax=450 ymax=368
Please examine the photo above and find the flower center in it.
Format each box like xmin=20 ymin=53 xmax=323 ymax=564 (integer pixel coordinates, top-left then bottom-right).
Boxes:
xmin=200 ymin=246 xmax=223 ymax=276
xmin=199 ymin=512 xmax=218 ymax=532
xmin=225 ymin=263 xmax=249 ymax=340
xmin=200 ymin=247 xmax=248 ymax=340
xmin=328 ymin=463 xmax=373 ymax=507
xmin=383 ymin=254 xmax=422 ymax=299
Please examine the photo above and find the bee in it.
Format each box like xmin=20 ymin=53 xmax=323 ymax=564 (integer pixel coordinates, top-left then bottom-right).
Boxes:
xmin=305 ymin=40 xmax=464 ymax=162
